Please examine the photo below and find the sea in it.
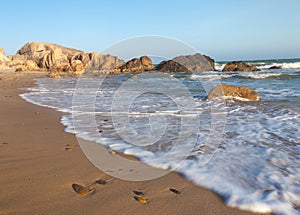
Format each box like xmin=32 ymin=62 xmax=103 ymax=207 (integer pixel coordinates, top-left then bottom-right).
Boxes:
xmin=21 ymin=58 xmax=300 ymax=214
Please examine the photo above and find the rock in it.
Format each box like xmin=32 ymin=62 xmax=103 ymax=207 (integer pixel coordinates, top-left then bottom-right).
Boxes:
xmin=120 ymin=58 xmax=144 ymax=73
xmin=222 ymin=61 xmax=260 ymax=72
xmin=156 ymin=60 xmax=190 ymax=73
xmin=71 ymin=60 xmax=84 ymax=72
xmin=48 ymin=72 xmax=61 ymax=79
xmin=0 ymin=48 xmax=4 ymax=55
xmin=0 ymin=48 xmax=10 ymax=63
xmin=86 ymin=52 xmax=124 ymax=73
xmin=203 ymin=55 xmax=216 ymax=71
xmin=268 ymin=66 xmax=281 ymax=70
xmin=120 ymin=56 xmax=154 ymax=73
xmin=73 ymin=52 xmax=91 ymax=65
xmin=173 ymin=53 xmax=215 ymax=72
xmin=207 ymin=84 xmax=260 ymax=101
xmin=140 ymin=56 xmax=155 ymax=71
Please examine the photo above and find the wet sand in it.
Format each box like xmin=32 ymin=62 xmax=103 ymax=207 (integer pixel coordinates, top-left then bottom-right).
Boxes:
xmin=0 ymin=69 xmax=263 ymax=214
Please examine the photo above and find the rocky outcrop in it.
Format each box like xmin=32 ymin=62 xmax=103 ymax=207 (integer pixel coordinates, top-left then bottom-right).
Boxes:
xmin=1 ymin=42 xmax=218 ymax=75
xmin=0 ymin=48 xmax=10 ymax=63
xmin=156 ymin=60 xmax=190 ymax=73
xmin=222 ymin=61 xmax=260 ymax=72
xmin=173 ymin=53 xmax=215 ymax=72
xmin=120 ymin=56 xmax=154 ymax=73
xmin=7 ymin=42 xmax=123 ymax=73
xmin=207 ymin=84 xmax=260 ymax=101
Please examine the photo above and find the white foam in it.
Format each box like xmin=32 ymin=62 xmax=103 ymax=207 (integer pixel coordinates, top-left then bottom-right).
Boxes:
xmin=191 ymin=73 xmax=236 ymax=80
xmin=239 ymin=72 xmax=283 ymax=79
xmin=258 ymin=62 xmax=300 ymax=70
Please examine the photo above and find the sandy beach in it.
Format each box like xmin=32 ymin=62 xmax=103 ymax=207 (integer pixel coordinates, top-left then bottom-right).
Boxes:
xmin=0 ymin=69 xmax=264 ymax=214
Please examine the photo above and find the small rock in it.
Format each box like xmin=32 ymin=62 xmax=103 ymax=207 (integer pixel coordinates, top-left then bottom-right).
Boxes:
xmin=268 ymin=66 xmax=281 ymax=70
xmin=222 ymin=61 xmax=260 ymax=72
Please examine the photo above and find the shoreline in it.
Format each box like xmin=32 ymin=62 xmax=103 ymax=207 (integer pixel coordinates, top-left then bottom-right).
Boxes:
xmin=0 ymin=69 xmax=264 ymax=214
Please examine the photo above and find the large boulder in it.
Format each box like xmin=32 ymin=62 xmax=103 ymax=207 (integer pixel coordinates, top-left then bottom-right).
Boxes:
xmin=173 ymin=53 xmax=215 ymax=72
xmin=156 ymin=60 xmax=190 ymax=73
xmin=207 ymin=84 xmax=260 ymax=101
xmin=120 ymin=58 xmax=143 ymax=73
xmin=222 ymin=61 xmax=260 ymax=72
xmin=120 ymin=56 xmax=154 ymax=73
xmin=140 ymin=56 xmax=155 ymax=71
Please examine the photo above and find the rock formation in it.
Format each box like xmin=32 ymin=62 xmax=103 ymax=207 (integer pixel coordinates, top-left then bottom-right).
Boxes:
xmin=120 ymin=56 xmax=154 ymax=73
xmin=156 ymin=60 xmax=190 ymax=73
xmin=207 ymin=84 xmax=260 ymax=101
xmin=1 ymin=42 xmax=217 ymax=75
xmin=6 ymin=42 xmax=124 ymax=73
xmin=222 ymin=61 xmax=260 ymax=72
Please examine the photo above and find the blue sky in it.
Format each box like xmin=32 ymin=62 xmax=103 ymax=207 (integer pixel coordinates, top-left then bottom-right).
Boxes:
xmin=1 ymin=0 xmax=300 ymax=61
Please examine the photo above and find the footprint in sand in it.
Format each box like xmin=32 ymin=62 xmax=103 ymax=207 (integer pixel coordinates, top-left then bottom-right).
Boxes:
xmin=169 ymin=188 xmax=181 ymax=195
xmin=65 ymin=144 xmax=79 ymax=151
xmin=0 ymin=142 xmax=9 ymax=147
xmin=133 ymin=190 xmax=148 ymax=204
xmin=133 ymin=195 xmax=149 ymax=204
xmin=72 ymin=178 xmax=113 ymax=195
xmin=133 ymin=190 xmax=144 ymax=196
xmin=65 ymin=144 xmax=73 ymax=151
xmin=72 ymin=183 xmax=94 ymax=195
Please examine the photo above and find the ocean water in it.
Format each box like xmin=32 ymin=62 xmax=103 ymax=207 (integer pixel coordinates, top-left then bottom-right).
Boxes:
xmin=21 ymin=59 xmax=300 ymax=214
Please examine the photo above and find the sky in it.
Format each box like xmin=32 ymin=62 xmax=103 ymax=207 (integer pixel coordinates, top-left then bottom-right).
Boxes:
xmin=1 ymin=0 xmax=300 ymax=61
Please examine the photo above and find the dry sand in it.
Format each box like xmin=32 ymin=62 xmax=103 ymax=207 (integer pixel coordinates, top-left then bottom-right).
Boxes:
xmin=0 ymin=69 xmax=264 ymax=214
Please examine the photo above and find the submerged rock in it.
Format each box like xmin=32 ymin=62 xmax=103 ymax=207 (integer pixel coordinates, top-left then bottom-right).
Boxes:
xmin=222 ymin=61 xmax=260 ymax=72
xmin=207 ymin=84 xmax=260 ymax=101
xmin=268 ymin=66 xmax=281 ymax=70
